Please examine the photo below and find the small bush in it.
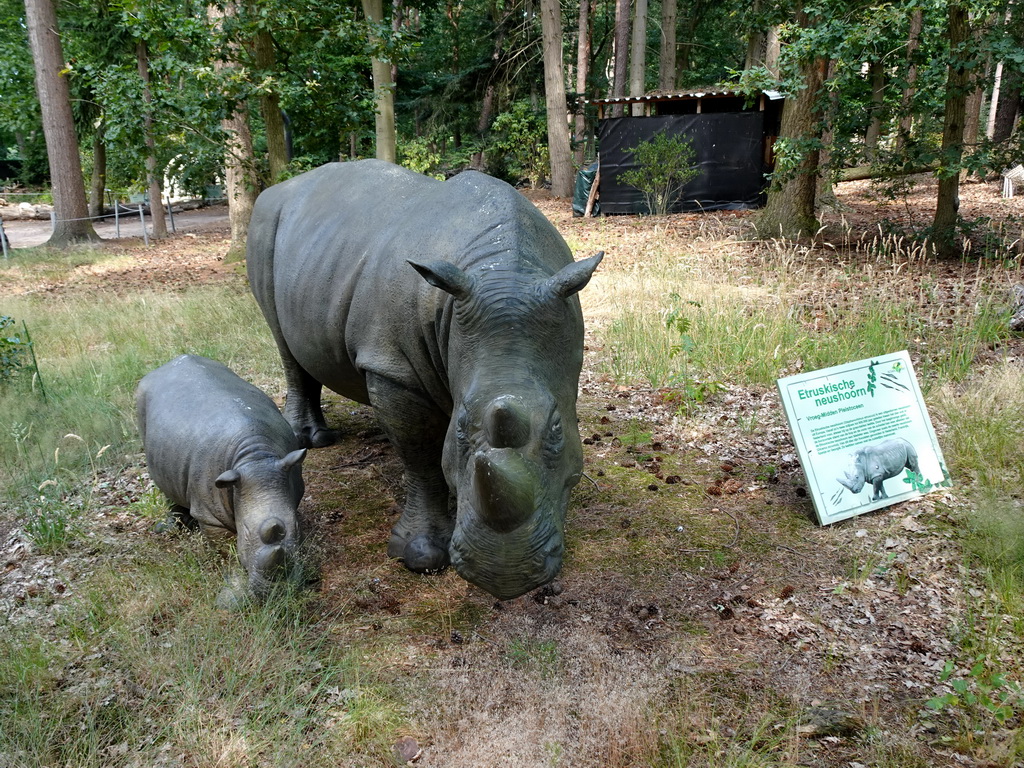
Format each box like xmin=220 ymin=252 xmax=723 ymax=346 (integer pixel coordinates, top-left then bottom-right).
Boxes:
xmin=620 ymin=132 xmax=699 ymax=215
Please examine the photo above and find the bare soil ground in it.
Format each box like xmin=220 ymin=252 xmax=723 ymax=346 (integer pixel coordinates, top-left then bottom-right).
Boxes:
xmin=2 ymin=175 xmax=1023 ymax=767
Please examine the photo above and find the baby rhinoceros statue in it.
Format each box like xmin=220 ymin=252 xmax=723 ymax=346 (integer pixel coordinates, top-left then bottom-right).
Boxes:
xmin=246 ymin=159 xmax=603 ymax=600
xmin=837 ymin=437 xmax=920 ymax=501
xmin=136 ymin=355 xmax=307 ymax=606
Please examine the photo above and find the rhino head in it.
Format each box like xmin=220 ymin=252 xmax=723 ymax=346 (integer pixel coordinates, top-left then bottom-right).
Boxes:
xmin=215 ymin=448 xmax=307 ymax=600
xmin=410 ymin=252 xmax=603 ymax=599
xmin=836 ymin=452 xmax=867 ymax=494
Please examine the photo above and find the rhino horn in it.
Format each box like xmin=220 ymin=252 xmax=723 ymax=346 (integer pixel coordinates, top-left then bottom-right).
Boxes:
xmin=472 ymin=451 xmax=537 ymax=533
xmin=545 ymin=252 xmax=604 ymax=299
xmin=484 ymin=396 xmax=531 ymax=449
xmin=836 ymin=473 xmax=856 ymax=492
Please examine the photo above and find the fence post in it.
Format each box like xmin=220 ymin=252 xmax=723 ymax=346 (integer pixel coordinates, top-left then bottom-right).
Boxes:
xmin=114 ymin=202 xmax=120 ymax=238
xmin=0 ymin=218 xmax=9 ymax=259
xmin=138 ymin=204 xmax=149 ymax=246
xmin=49 ymin=209 xmax=55 ymax=234
xmin=166 ymin=199 xmax=176 ymax=233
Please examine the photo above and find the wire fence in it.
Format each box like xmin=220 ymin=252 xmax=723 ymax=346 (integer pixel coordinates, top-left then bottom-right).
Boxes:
xmin=0 ymin=195 xmax=227 ymax=258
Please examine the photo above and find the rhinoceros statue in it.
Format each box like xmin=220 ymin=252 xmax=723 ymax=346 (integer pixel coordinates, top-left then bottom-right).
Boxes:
xmin=136 ymin=354 xmax=308 ymax=605
xmin=836 ymin=437 xmax=920 ymax=501
xmin=246 ymin=160 xmax=602 ymax=600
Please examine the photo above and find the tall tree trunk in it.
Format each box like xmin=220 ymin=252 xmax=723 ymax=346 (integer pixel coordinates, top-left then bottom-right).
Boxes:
xmin=573 ymin=0 xmax=591 ymax=166
xmin=864 ymin=61 xmax=885 ymax=162
xmin=24 ymin=0 xmax=99 ymax=246
xmin=990 ymin=72 xmax=1021 ymax=142
xmin=896 ymin=8 xmax=923 ymax=151
xmin=362 ymin=0 xmax=397 ymax=163
xmin=658 ymin=0 xmax=676 ymax=91
xmin=253 ymin=28 xmax=289 ymax=183
xmin=540 ymin=0 xmax=573 ymax=197
xmin=89 ymin=124 xmax=106 ymax=219
xmin=136 ymin=39 xmax=167 ymax=239
xmin=628 ymin=0 xmax=647 ymax=115
xmin=932 ymin=3 xmax=970 ymax=258
xmin=755 ymin=8 xmax=825 ymax=239
xmin=209 ymin=3 xmax=258 ymax=262
xmin=610 ymin=0 xmax=630 ymax=117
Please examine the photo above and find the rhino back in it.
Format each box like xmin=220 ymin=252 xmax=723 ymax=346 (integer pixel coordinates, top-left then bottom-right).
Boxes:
xmin=138 ymin=355 xmax=297 ymax=527
xmin=248 ymin=160 xmax=575 ymax=412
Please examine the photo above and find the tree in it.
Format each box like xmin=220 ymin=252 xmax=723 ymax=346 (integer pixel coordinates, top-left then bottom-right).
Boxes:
xmin=209 ymin=2 xmax=258 ymax=262
xmin=610 ymin=0 xmax=630 ymax=117
xmin=363 ymin=0 xmax=396 ymax=163
xmin=755 ymin=5 xmax=826 ymax=239
xmin=136 ymin=39 xmax=167 ymax=239
xmin=932 ymin=2 xmax=970 ymax=258
xmin=540 ymin=0 xmax=573 ymax=197
xmin=658 ymin=0 xmax=677 ymax=91
xmin=573 ymin=0 xmax=591 ymax=166
xmin=628 ymin=0 xmax=647 ymax=114
xmin=24 ymin=0 xmax=99 ymax=246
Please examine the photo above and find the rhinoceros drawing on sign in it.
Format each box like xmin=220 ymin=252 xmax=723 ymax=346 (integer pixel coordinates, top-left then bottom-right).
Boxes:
xmin=836 ymin=437 xmax=920 ymax=501
xmin=246 ymin=160 xmax=602 ymax=600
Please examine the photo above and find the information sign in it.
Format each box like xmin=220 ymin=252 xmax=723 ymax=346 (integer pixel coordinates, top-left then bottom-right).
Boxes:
xmin=777 ymin=351 xmax=951 ymax=525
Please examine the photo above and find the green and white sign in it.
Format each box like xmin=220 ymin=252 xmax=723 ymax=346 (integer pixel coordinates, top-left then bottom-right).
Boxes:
xmin=777 ymin=350 xmax=951 ymax=525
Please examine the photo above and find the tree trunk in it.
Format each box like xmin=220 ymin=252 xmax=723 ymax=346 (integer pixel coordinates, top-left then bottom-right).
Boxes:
xmin=89 ymin=125 xmax=106 ymax=219
xmin=864 ymin=60 xmax=885 ymax=161
xmin=932 ymin=3 xmax=969 ymax=258
xmin=209 ymin=3 xmax=258 ymax=262
xmin=253 ymin=28 xmax=289 ymax=183
xmin=755 ymin=9 xmax=825 ymax=240
xmin=136 ymin=39 xmax=167 ymax=239
xmin=573 ymin=0 xmax=591 ymax=166
xmin=362 ymin=0 xmax=397 ymax=163
xmin=610 ymin=0 xmax=630 ymax=117
xmin=540 ymin=0 xmax=573 ymax=197
xmin=658 ymin=0 xmax=676 ymax=91
xmin=24 ymin=0 xmax=99 ymax=246
xmin=896 ymin=8 xmax=923 ymax=151
xmin=628 ymin=0 xmax=647 ymax=115
xmin=990 ymin=73 xmax=1021 ymax=142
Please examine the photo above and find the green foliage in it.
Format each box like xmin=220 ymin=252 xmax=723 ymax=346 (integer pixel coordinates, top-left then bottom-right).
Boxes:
xmin=0 ymin=314 xmax=27 ymax=383
xmin=927 ymin=658 xmax=1023 ymax=726
xmin=489 ymin=102 xmax=549 ymax=187
xmin=22 ymin=495 xmax=82 ymax=554
xmin=620 ymin=132 xmax=699 ymax=216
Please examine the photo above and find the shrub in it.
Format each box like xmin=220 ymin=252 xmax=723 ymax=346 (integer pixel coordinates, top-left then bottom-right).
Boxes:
xmin=620 ymin=131 xmax=699 ymax=215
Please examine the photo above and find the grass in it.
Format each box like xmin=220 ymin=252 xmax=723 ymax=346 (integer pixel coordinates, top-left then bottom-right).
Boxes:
xmin=0 ymin=284 xmax=280 ymax=495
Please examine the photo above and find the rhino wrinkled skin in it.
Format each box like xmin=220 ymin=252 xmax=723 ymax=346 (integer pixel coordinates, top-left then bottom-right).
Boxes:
xmin=837 ymin=437 xmax=920 ymax=501
xmin=136 ymin=355 xmax=307 ymax=601
xmin=246 ymin=160 xmax=602 ymax=600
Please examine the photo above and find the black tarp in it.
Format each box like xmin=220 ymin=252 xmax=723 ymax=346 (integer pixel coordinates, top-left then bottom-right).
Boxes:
xmin=598 ymin=112 xmax=767 ymax=214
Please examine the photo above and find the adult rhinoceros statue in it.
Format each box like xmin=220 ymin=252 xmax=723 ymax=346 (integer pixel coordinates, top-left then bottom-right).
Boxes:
xmin=246 ymin=160 xmax=602 ymax=600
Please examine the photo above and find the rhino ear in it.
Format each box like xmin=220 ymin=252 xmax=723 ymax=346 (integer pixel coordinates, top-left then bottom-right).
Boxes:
xmin=546 ymin=252 xmax=604 ymax=299
xmin=279 ymin=448 xmax=307 ymax=472
xmin=215 ymin=469 xmax=241 ymax=489
xmin=408 ymin=259 xmax=473 ymax=300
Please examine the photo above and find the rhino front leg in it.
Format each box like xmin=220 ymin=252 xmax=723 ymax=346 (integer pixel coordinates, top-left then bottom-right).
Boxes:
xmin=366 ymin=372 xmax=454 ymax=573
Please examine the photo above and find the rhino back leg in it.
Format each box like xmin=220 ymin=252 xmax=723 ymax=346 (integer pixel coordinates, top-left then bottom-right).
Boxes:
xmin=247 ymin=229 xmax=338 ymax=449
xmin=366 ymin=372 xmax=454 ymax=573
